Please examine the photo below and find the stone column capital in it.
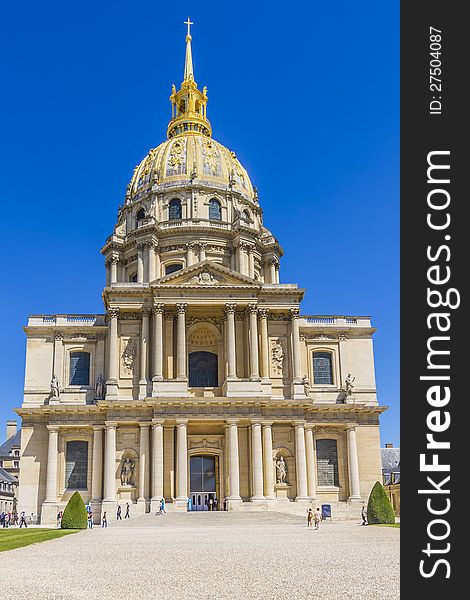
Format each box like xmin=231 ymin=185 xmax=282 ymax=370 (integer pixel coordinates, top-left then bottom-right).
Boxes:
xmin=152 ymin=418 xmax=165 ymax=427
xmin=304 ymin=423 xmax=315 ymax=431
xmin=108 ymin=307 xmax=120 ymax=319
xmin=175 ymin=419 xmax=188 ymax=427
xmin=225 ymin=303 xmax=237 ymax=316
xmin=292 ymin=420 xmax=306 ymax=428
xmin=226 ymin=419 xmax=240 ymax=426
xmin=47 ymin=425 xmax=60 ymax=432
xmin=141 ymin=308 xmax=152 ymax=318
xmin=247 ymin=303 xmax=258 ymax=315
xmin=153 ymin=302 xmax=165 ymax=315
xmin=290 ymin=307 xmax=300 ymax=320
xmin=105 ymin=421 xmax=118 ymax=429
xmin=176 ymin=303 xmax=187 ymax=315
xmin=260 ymin=421 xmax=273 ymax=428
xmin=92 ymin=425 xmax=105 ymax=432
xmin=139 ymin=422 xmax=152 ymax=429
xmin=258 ymin=308 xmax=269 ymax=319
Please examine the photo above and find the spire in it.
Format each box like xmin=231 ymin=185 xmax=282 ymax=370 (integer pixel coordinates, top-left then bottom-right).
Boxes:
xmin=167 ymin=20 xmax=212 ymax=139
xmin=183 ymin=17 xmax=194 ymax=82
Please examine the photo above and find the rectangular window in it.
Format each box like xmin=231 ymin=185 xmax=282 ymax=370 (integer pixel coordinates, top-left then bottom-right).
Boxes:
xmin=313 ymin=352 xmax=333 ymax=385
xmin=65 ymin=441 xmax=88 ymax=490
xmin=69 ymin=352 xmax=90 ymax=386
xmin=316 ymin=439 xmax=339 ymax=487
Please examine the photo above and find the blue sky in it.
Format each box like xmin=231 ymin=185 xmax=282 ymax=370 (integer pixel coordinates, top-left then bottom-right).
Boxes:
xmin=0 ymin=1 xmax=399 ymax=445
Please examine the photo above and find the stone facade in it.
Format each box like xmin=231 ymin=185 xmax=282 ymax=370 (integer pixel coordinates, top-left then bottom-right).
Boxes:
xmin=16 ymin=28 xmax=386 ymax=523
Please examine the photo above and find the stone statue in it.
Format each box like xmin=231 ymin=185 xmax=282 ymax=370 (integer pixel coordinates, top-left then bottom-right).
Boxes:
xmin=276 ymin=456 xmax=287 ymax=484
xmin=302 ymin=374 xmax=310 ymax=392
xmin=95 ymin=374 xmax=106 ymax=400
xmin=345 ymin=373 xmax=356 ymax=396
xmin=50 ymin=375 xmax=60 ymax=399
xmin=120 ymin=458 xmax=135 ymax=486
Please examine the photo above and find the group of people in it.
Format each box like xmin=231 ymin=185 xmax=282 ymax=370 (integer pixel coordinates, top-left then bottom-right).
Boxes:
xmin=306 ymin=505 xmax=368 ymax=528
xmin=1 ymin=510 xmax=31 ymax=528
xmin=306 ymin=508 xmax=322 ymax=530
xmin=84 ymin=502 xmax=135 ymax=528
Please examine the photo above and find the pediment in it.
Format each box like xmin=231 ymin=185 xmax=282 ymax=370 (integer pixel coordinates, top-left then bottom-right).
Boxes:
xmin=152 ymin=260 xmax=262 ymax=288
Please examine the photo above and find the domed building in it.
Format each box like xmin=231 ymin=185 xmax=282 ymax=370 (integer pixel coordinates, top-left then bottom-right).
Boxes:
xmin=17 ymin=25 xmax=386 ymax=523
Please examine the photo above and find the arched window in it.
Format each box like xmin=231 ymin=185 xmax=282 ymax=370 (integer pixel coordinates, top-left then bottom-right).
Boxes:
xmin=243 ymin=209 xmax=251 ymax=221
xmin=129 ymin=273 xmax=138 ymax=282
xmin=209 ymin=198 xmax=221 ymax=221
xmin=316 ymin=439 xmax=339 ymax=487
xmin=313 ymin=351 xmax=333 ymax=385
xmin=65 ymin=441 xmax=88 ymax=490
xmin=169 ymin=198 xmax=182 ymax=220
xmin=69 ymin=352 xmax=90 ymax=386
xmin=189 ymin=351 xmax=218 ymax=387
xmin=135 ymin=208 xmax=146 ymax=227
xmin=165 ymin=263 xmax=183 ymax=275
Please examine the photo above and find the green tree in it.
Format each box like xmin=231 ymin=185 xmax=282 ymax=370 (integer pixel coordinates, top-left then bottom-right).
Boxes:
xmin=367 ymin=481 xmax=396 ymax=524
xmin=60 ymin=491 xmax=88 ymax=529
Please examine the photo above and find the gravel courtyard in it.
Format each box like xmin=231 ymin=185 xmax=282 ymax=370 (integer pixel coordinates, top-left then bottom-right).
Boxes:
xmin=3 ymin=512 xmax=399 ymax=600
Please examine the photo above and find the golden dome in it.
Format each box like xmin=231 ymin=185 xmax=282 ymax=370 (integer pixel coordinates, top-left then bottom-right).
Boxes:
xmin=126 ymin=20 xmax=255 ymax=204
xmin=127 ymin=135 xmax=254 ymax=201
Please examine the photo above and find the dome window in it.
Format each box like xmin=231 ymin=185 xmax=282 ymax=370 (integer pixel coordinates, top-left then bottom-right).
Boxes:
xmin=165 ymin=263 xmax=183 ymax=275
xmin=243 ymin=209 xmax=251 ymax=222
xmin=136 ymin=208 xmax=146 ymax=227
xmin=209 ymin=198 xmax=222 ymax=221
xmin=169 ymin=198 xmax=182 ymax=220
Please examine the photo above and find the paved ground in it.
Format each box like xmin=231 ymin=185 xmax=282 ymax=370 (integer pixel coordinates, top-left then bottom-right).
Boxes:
xmin=3 ymin=512 xmax=399 ymax=599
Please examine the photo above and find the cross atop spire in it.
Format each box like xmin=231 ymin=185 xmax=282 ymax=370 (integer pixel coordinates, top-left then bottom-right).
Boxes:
xmin=184 ymin=17 xmax=193 ymax=39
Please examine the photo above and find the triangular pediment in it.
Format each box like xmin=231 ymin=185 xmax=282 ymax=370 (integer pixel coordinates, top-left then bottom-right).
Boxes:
xmin=151 ymin=260 xmax=262 ymax=288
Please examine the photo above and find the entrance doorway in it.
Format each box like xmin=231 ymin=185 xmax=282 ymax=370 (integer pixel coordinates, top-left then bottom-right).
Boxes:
xmin=190 ymin=455 xmax=218 ymax=511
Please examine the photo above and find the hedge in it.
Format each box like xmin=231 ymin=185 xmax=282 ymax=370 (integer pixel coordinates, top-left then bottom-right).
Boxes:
xmin=61 ymin=491 xmax=88 ymax=529
xmin=367 ymin=481 xmax=396 ymax=524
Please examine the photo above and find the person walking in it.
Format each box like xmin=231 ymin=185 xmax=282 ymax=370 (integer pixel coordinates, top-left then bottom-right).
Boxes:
xmin=213 ymin=497 xmax=218 ymax=511
xmin=101 ymin=510 xmax=108 ymax=528
xmin=116 ymin=504 xmax=122 ymax=520
xmin=56 ymin=510 xmax=62 ymax=528
xmin=307 ymin=508 xmax=313 ymax=528
xmin=160 ymin=498 xmax=166 ymax=514
xmin=87 ymin=510 xmax=93 ymax=529
xmin=124 ymin=503 xmax=130 ymax=518
xmin=314 ymin=507 xmax=322 ymax=530
xmin=361 ymin=505 xmax=367 ymax=526
xmin=19 ymin=511 xmax=28 ymax=528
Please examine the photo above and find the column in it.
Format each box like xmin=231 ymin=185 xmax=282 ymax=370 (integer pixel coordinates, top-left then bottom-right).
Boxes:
xmin=185 ymin=243 xmax=194 ymax=267
xmin=91 ymin=426 xmax=104 ymax=502
xmin=347 ymin=426 xmax=362 ymax=500
xmin=227 ymin=420 xmax=241 ymax=501
xmin=138 ymin=423 xmax=150 ymax=504
xmin=106 ymin=308 xmax=119 ymax=384
xmin=110 ymin=255 xmax=119 ymax=284
xmin=275 ymin=264 xmax=280 ymax=284
xmin=165 ymin=312 xmax=174 ymax=379
xmin=262 ymin=422 xmax=275 ymax=499
xmin=103 ymin=422 xmax=117 ymax=502
xmin=248 ymin=304 xmax=260 ymax=380
xmin=151 ymin=420 xmax=164 ymax=503
xmin=176 ymin=303 xmax=187 ymax=380
xmin=225 ymin=303 xmax=237 ymax=379
xmin=269 ymin=259 xmax=276 ymax=283
xmin=45 ymin=426 xmax=59 ymax=502
xmin=251 ymin=421 xmax=264 ymax=501
xmin=248 ymin=245 xmax=255 ymax=278
xmin=148 ymin=242 xmax=156 ymax=281
xmin=290 ymin=308 xmax=302 ymax=383
xmin=258 ymin=309 xmax=270 ymax=381
xmin=137 ymin=245 xmax=144 ymax=283
xmin=294 ymin=421 xmax=309 ymax=500
xmin=152 ymin=303 xmax=164 ymax=381
xmin=105 ymin=262 xmax=110 ymax=287
xmin=199 ymin=242 xmax=207 ymax=262
xmin=139 ymin=309 xmax=150 ymax=385
xmin=175 ymin=420 xmax=188 ymax=503
xmin=305 ymin=424 xmax=317 ymax=499
xmin=155 ymin=246 xmax=161 ymax=279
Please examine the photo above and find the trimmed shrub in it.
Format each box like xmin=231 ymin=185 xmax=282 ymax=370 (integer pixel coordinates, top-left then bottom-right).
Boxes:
xmin=61 ymin=491 xmax=88 ymax=529
xmin=367 ymin=481 xmax=396 ymax=524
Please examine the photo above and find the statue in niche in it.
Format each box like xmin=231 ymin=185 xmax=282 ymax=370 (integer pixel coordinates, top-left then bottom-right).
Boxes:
xmin=95 ymin=374 xmax=106 ymax=400
xmin=121 ymin=339 xmax=137 ymax=376
xmin=345 ymin=373 xmax=356 ymax=396
xmin=120 ymin=458 xmax=135 ymax=486
xmin=276 ymin=456 xmax=287 ymax=484
xmin=271 ymin=340 xmax=285 ymax=376
xmin=50 ymin=375 xmax=60 ymax=399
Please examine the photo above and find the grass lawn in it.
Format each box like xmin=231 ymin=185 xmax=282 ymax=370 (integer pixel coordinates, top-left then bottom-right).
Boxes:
xmin=371 ymin=523 xmax=400 ymax=528
xmin=0 ymin=528 xmax=80 ymax=552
